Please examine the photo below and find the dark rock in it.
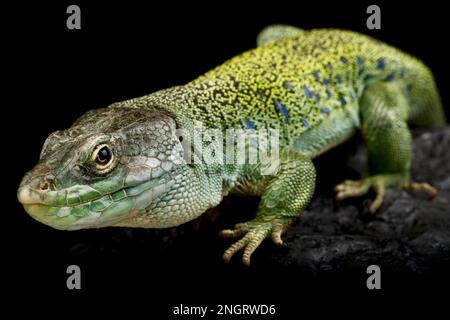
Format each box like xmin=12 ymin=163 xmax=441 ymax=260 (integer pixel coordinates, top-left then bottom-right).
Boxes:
xmin=260 ymin=127 xmax=450 ymax=273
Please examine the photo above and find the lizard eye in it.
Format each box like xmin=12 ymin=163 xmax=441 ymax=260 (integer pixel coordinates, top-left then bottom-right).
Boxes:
xmin=91 ymin=144 xmax=114 ymax=170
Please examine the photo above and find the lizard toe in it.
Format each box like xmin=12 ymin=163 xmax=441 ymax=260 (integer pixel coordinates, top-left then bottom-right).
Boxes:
xmin=406 ymin=182 xmax=438 ymax=199
xmin=368 ymin=182 xmax=385 ymax=213
xmin=270 ymin=224 xmax=286 ymax=246
xmin=334 ymin=179 xmax=371 ymax=201
xmin=222 ymin=222 xmax=272 ymax=266
xmin=219 ymin=222 xmax=249 ymax=238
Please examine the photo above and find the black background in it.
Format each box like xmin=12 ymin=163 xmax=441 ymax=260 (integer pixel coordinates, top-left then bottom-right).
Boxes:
xmin=3 ymin=1 xmax=449 ymax=316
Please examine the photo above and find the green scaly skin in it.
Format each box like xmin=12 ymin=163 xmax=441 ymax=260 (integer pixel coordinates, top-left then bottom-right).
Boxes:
xmin=18 ymin=26 xmax=446 ymax=265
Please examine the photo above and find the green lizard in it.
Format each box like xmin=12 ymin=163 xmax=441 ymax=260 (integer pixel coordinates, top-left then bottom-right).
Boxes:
xmin=18 ymin=26 xmax=446 ymax=265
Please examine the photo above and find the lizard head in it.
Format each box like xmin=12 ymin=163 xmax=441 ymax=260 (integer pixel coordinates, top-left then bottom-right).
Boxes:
xmin=17 ymin=105 xmax=186 ymax=230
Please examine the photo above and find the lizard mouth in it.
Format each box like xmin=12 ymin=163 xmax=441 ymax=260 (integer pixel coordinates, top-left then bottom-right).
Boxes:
xmin=17 ymin=173 xmax=175 ymax=230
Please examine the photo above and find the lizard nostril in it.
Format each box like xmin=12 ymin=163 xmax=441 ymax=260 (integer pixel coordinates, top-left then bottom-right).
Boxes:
xmin=39 ymin=175 xmax=54 ymax=191
xmin=40 ymin=181 xmax=50 ymax=191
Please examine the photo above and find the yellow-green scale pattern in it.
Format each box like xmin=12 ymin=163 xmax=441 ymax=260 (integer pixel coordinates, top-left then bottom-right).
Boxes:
xmin=138 ymin=29 xmax=432 ymax=155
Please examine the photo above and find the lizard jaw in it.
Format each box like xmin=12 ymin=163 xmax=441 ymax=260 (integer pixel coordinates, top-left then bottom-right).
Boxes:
xmin=17 ymin=172 xmax=175 ymax=230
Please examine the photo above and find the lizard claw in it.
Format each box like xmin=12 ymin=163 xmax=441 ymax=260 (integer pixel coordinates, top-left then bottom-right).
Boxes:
xmin=220 ymin=221 xmax=285 ymax=266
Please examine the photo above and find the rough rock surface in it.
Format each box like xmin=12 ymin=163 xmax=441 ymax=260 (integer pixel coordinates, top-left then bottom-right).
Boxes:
xmin=262 ymin=127 xmax=450 ymax=273
xmin=69 ymin=127 xmax=450 ymax=274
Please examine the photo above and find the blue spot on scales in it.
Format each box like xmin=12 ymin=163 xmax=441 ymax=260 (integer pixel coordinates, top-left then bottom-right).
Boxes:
xmin=283 ymin=80 xmax=296 ymax=93
xmin=323 ymin=78 xmax=331 ymax=85
xmin=336 ymin=75 xmax=342 ymax=84
xmin=302 ymin=85 xmax=313 ymax=99
xmin=384 ymin=73 xmax=395 ymax=81
xmin=320 ymin=107 xmax=330 ymax=114
xmin=243 ymin=119 xmax=256 ymax=129
xmin=356 ymin=57 xmax=364 ymax=65
xmin=339 ymin=97 xmax=347 ymax=106
xmin=363 ymin=74 xmax=373 ymax=82
xmin=340 ymin=56 xmax=348 ymax=64
xmin=274 ymin=99 xmax=290 ymax=124
xmin=377 ymin=58 xmax=386 ymax=70
xmin=312 ymin=71 xmax=320 ymax=81
xmin=301 ymin=118 xmax=309 ymax=128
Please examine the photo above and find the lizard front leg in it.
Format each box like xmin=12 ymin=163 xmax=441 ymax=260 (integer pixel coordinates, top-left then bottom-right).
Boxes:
xmin=335 ymin=82 xmax=437 ymax=213
xmin=220 ymin=151 xmax=316 ymax=266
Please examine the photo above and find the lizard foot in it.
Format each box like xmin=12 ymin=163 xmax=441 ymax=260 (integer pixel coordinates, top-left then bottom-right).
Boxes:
xmin=219 ymin=220 xmax=286 ymax=266
xmin=334 ymin=175 xmax=438 ymax=213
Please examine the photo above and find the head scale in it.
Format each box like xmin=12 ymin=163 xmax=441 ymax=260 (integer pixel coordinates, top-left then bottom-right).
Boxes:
xmin=17 ymin=106 xmax=186 ymax=230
